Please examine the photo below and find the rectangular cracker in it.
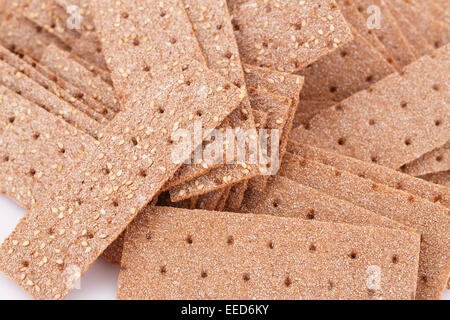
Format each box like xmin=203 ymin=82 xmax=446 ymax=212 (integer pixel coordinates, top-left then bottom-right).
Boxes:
xmin=227 ymin=0 xmax=353 ymax=73
xmin=0 ymin=44 xmax=108 ymax=123
xmin=241 ymin=175 xmax=409 ymax=232
xmin=352 ymin=0 xmax=417 ymax=67
xmin=420 ymin=171 xmax=450 ymax=188
xmin=0 ymin=85 xmax=98 ymax=209
xmin=400 ymin=141 xmax=450 ymax=177
xmin=279 ymin=152 xmax=450 ymax=299
xmin=290 ymin=45 xmax=450 ymax=169
xmin=388 ymin=0 xmax=450 ymax=49
xmin=118 ymin=206 xmax=420 ymax=300
xmin=0 ymin=58 xmax=101 ymax=138
xmin=335 ymin=0 xmax=398 ymax=69
xmin=0 ymin=0 xmax=243 ymax=298
xmin=170 ymin=88 xmax=292 ymax=202
xmin=288 ymin=141 xmax=450 ymax=208
xmin=41 ymin=44 xmax=120 ymax=113
xmin=293 ymin=100 xmax=336 ymax=128
xmin=298 ymin=28 xmax=395 ymax=102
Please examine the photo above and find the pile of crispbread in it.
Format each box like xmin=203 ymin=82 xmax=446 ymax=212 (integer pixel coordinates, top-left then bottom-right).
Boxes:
xmin=0 ymin=0 xmax=448 ymax=300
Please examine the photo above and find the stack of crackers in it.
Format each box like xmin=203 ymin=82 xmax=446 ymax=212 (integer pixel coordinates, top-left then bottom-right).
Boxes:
xmin=0 ymin=0 xmax=448 ymax=300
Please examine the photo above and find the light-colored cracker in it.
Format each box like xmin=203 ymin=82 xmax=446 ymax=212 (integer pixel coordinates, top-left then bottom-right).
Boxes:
xmin=41 ymin=44 xmax=120 ymax=113
xmin=279 ymin=152 xmax=450 ymax=299
xmin=0 ymin=58 xmax=101 ymax=138
xmin=419 ymin=171 xmax=450 ymax=188
xmin=0 ymin=85 xmax=97 ymax=209
xmin=170 ymin=88 xmax=292 ymax=202
xmin=400 ymin=141 xmax=450 ymax=177
xmin=0 ymin=44 xmax=108 ymax=122
xmin=290 ymin=45 xmax=450 ymax=169
xmin=288 ymin=141 xmax=450 ymax=208
xmin=298 ymin=28 xmax=395 ymax=102
xmin=118 ymin=206 xmax=420 ymax=300
xmin=227 ymin=0 xmax=353 ymax=73
xmin=352 ymin=0 xmax=417 ymax=67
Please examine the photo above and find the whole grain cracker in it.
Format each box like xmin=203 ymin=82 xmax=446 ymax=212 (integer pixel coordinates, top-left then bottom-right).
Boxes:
xmin=0 ymin=58 xmax=101 ymax=138
xmin=400 ymin=141 xmax=450 ymax=177
xmin=293 ymin=100 xmax=336 ymax=129
xmin=298 ymin=28 xmax=395 ymax=102
xmin=279 ymin=152 xmax=450 ymax=299
xmin=352 ymin=0 xmax=417 ymax=67
xmin=288 ymin=141 xmax=450 ymax=208
xmin=41 ymin=44 xmax=120 ymax=112
xmin=0 ymin=85 xmax=97 ymax=209
xmin=197 ymin=189 xmax=226 ymax=211
xmin=215 ymin=186 xmax=232 ymax=211
xmin=0 ymin=44 xmax=108 ymax=122
xmin=170 ymin=88 xmax=292 ymax=202
xmin=118 ymin=206 xmax=420 ymax=300
xmin=228 ymin=0 xmax=353 ymax=73
xmin=290 ymin=45 xmax=450 ymax=169
xmin=419 ymin=171 xmax=450 ymax=188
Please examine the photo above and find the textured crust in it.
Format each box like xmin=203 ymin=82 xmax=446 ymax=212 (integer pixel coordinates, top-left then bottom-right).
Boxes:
xmin=400 ymin=141 xmax=450 ymax=177
xmin=352 ymin=0 xmax=417 ymax=67
xmin=215 ymin=186 xmax=232 ymax=211
xmin=279 ymin=152 xmax=450 ymax=299
xmin=197 ymin=189 xmax=226 ymax=211
xmin=298 ymin=28 xmax=395 ymax=102
xmin=0 ymin=58 xmax=101 ymax=138
xmin=290 ymin=46 xmax=450 ymax=169
xmin=170 ymin=88 xmax=291 ymax=201
xmin=228 ymin=0 xmax=353 ymax=73
xmin=118 ymin=206 xmax=420 ymax=300
xmin=419 ymin=171 xmax=450 ymax=188
xmin=288 ymin=141 xmax=450 ymax=209
xmin=293 ymin=100 xmax=336 ymax=128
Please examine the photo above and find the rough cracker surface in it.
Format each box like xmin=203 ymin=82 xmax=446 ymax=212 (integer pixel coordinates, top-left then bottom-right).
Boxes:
xmin=0 ymin=58 xmax=101 ymax=138
xmin=420 ymin=171 xmax=450 ymax=188
xmin=279 ymin=152 xmax=450 ymax=299
xmin=0 ymin=44 xmax=107 ymax=123
xmin=298 ymin=29 xmax=395 ymax=102
xmin=118 ymin=206 xmax=420 ymax=300
xmin=293 ymin=100 xmax=336 ymax=128
xmin=0 ymin=86 xmax=97 ymax=209
xmin=228 ymin=0 xmax=353 ymax=73
xmin=353 ymin=0 xmax=417 ymax=68
xmin=290 ymin=45 xmax=450 ymax=169
xmin=215 ymin=186 xmax=232 ymax=211
xmin=288 ymin=141 xmax=450 ymax=209
xmin=400 ymin=141 xmax=450 ymax=177
xmin=197 ymin=189 xmax=226 ymax=211
xmin=170 ymin=88 xmax=291 ymax=201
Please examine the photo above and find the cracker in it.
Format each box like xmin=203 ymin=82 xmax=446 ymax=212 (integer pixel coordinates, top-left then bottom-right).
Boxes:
xmin=290 ymin=46 xmax=450 ymax=169
xmin=41 ymin=44 xmax=120 ymax=113
xmin=215 ymin=186 xmax=232 ymax=211
xmin=279 ymin=152 xmax=450 ymax=299
xmin=400 ymin=141 xmax=450 ymax=177
xmin=241 ymin=175 xmax=409 ymax=232
xmin=170 ymin=88 xmax=292 ymax=202
xmin=388 ymin=0 xmax=450 ymax=49
xmin=352 ymin=0 xmax=417 ymax=67
xmin=197 ymin=189 xmax=226 ymax=211
xmin=293 ymin=100 xmax=336 ymax=128
xmin=298 ymin=28 xmax=395 ymax=102
xmin=419 ymin=171 xmax=450 ymax=188
xmin=228 ymin=0 xmax=353 ymax=73
xmin=0 ymin=44 xmax=108 ymax=122
xmin=385 ymin=2 xmax=434 ymax=56
xmin=288 ymin=141 xmax=450 ymax=208
xmin=335 ymin=0 xmax=398 ymax=69
xmin=118 ymin=206 xmax=420 ymax=300
xmin=430 ymin=0 xmax=450 ymax=24
xmin=0 ymin=85 xmax=97 ymax=209
xmin=0 ymin=58 xmax=101 ymax=138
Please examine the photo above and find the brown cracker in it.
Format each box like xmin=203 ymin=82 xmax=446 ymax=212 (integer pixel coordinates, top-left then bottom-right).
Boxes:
xmin=400 ymin=141 xmax=450 ymax=177
xmin=0 ymin=44 xmax=108 ymax=122
xmin=420 ymin=171 xmax=450 ymax=188
xmin=352 ymin=0 xmax=417 ymax=68
xmin=290 ymin=45 xmax=450 ymax=169
xmin=215 ymin=186 xmax=232 ymax=211
xmin=298 ymin=28 xmax=395 ymax=102
xmin=0 ymin=58 xmax=101 ymax=138
xmin=197 ymin=189 xmax=226 ymax=211
xmin=0 ymin=85 xmax=97 ymax=209
xmin=41 ymin=44 xmax=120 ymax=113
xmin=288 ymin=141 xmax=450 ymax=209
xmin=279 ymin=152 xmax=450 ymax=299
xmin=118 ymin=206 xmax=420 ymax=300
xmin=228 ymin=0 xmax=353 ymax=73
xmin=170 ymin=88 xmax=292 ymax=202
xmin=293 ymin=100 xmax=336 ymax=128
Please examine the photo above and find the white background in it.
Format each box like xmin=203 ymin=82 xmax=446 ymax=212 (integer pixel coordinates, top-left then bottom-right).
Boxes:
xmin=0 ymin=195 xmax=448 ymax=300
